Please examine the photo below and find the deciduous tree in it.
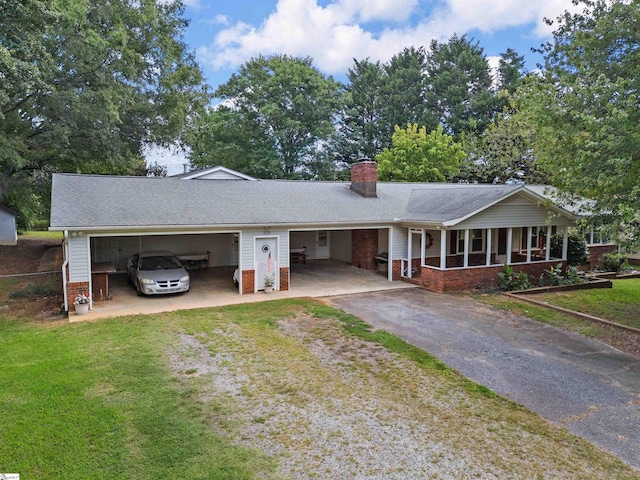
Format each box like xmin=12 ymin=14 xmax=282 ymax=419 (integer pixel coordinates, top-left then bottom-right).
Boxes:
xmin=376 ymin=124 xmax=464 ymax=182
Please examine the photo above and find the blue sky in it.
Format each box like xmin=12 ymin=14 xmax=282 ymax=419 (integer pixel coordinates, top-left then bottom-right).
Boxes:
xmin=153 ymin=0 xmax=576 ymax=174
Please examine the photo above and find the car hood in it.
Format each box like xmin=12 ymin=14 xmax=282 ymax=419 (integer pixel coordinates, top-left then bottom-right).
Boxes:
xmin=137 ymin=268 xmax=188 ymax=281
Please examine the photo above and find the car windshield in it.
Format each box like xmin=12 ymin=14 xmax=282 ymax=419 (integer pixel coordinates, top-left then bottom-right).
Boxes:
xmin=139 ymin=255 xmax=182 ymax=270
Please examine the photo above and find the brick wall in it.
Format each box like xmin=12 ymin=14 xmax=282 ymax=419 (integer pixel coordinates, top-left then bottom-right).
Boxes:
xmin=352 ymin=229 xmax=378 ymax=270
xmin=420 ymin=260 xmax=567 ymax=293
xmin=67 ymin=281 xmax=90 ymax=312
xmin=279 ymin=267 xmax=289 ymax=291
xmin=391 ymin=259 xmax=402 ymax=281
xmin=241 ymin=270 xmax=254 ymax=294
xmin=587 ymin=244 xmax=617 ymax=268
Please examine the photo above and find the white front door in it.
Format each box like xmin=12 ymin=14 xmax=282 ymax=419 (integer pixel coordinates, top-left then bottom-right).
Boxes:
xmin=316 ymin=230 xmax=330 ymax=259
xmin=255 ymin=237 xmax=278 ymax=291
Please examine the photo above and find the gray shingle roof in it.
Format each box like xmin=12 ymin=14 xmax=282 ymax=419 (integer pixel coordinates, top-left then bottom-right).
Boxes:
xmin=49 ymin=173 xmax=533 ymax=229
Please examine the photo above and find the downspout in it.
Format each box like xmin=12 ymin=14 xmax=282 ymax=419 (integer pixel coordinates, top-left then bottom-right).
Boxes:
xmin=61 ymin=231 xmax=69 ymax=314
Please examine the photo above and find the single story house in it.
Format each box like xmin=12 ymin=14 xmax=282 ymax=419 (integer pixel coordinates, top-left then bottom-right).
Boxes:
xmin=0 ymin=204 xmax=18 ymax=246
xmin=49 ymin=161 xmax=575 ymax=312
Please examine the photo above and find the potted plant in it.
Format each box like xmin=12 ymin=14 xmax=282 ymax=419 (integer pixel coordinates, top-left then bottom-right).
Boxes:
xmin=263 ymin=274 xmax=275 ymax=293
xmin=74 ymin=293 xmax=90 ymax=315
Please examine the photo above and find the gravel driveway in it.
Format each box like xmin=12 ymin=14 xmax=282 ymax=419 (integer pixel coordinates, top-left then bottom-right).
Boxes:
xmin=330 ymin=288 xmax=640 ymax=468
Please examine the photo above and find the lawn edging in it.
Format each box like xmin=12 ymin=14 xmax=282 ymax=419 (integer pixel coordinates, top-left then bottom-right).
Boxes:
xmin=503 ymin=291 xmax=640 ymax=335
xmin=509 ymin=278 xmax=612 ymax=296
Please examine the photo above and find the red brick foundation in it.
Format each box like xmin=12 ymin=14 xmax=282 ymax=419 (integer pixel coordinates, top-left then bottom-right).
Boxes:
xmin=352 ymin=229 xmax=378 ymax=270
xmin=242 ymin=270 xmax=255 ymax=294
xmin=67 ymin=281 xmax=90 ymax=312
xmin=420 ymin=261 xmax=567 ymax=293
xmin=391 ymin=260 xmax=402 ymax=281
xmin=279 ymin=267 xmax=289 ymax=291
xmin=587 ymin=244 xmax=617 ymax=268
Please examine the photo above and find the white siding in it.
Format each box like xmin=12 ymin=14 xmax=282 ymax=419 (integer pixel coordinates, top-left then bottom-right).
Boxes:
xmin=425 ymin=229 xmax=440 ymax=257
xmin=241 ymin=229 xmax=289 ymax=269
xmin=455 ymin=193 xmax=573 ymax=230
xmin=141 ymin=233 xmax=233 ymax=266
xmin=68 ymin=234 xmax=90 ymax=282
xmin=377 ymin=229 xmax=388 ymax=254
xmin=331 ymin=230 xmax=352 ymax=262
xmin=198 ymin=171 xmax=249 ymax=180
xmin=391 ymin=227 xmax=407 ymax=259
xmin=0 ymin=209 xmax=17 ymax=245
xmin=290 ymin=231 xmax=317 ymax=258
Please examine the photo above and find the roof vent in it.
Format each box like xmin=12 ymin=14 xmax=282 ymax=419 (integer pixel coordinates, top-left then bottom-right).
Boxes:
xmin=350 ymin=160 xmax=377 ymax=198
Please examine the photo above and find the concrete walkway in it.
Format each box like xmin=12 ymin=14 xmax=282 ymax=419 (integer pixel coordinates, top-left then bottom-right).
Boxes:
xmin=76 ymin=261 xmax=416 ymax=321
xmin=329 ymin=288 xmax=640 ymax=469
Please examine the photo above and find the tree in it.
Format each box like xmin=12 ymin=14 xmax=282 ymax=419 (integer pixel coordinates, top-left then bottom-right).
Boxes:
xmin=1 ymin=0 xmax=208 ymax=228
xmin=425 ymin=34 xmax=498 ymax=138
xmin=376 ymin=124 xmax=464 ymax=182
xmin=380 ymin=47 xmax=434 ymax=141
xmin=209 ymin=55 xmax=342 ymax=179
xmin=336 ymin=58 xmax=387 ymax=168
xmin=458 ymin=105 xmax=549 ymax=184
xmin=522 ymin=0 xmax=640 ymax=244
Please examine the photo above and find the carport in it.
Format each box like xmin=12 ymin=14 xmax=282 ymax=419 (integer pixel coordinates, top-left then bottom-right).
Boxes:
xmin=89 ymin=231 xmax=241 ymax=299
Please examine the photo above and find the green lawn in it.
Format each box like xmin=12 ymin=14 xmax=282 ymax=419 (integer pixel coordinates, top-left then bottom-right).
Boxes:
xmin=530 ymin=279 xmax=640 ymax=328
xmin=19 ymin=230 xmax=63 ymax=240
xmin=1 ymin=300 xmax=637 ymax=479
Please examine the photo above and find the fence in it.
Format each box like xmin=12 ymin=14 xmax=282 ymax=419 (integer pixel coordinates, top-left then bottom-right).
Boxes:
xmin=0 ymin=271 xmax=64 ymax=317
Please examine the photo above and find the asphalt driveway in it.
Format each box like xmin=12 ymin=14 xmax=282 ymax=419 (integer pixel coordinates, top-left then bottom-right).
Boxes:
xmin=329 ymin=288 xmax=640 ymax=468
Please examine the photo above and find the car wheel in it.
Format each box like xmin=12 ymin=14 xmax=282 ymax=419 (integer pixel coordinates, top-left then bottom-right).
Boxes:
xmin=136 ymin=281 xmax=143 ymax=296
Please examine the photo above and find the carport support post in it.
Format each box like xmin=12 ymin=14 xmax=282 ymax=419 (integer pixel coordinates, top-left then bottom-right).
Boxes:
xmin=439 ymin=229 xmax=446 ymax=269
xmin=485 ymin=228 xmax=492 ymax=266
xmin=506 ymin=228 xmax=513 ymax=265
xmin=407 ymin=231 xmax=412 ymax=278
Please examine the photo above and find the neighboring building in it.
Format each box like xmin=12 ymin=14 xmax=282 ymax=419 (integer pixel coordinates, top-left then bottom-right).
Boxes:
xmin=0 ymin=204 xmax=18 ymax=246
xmin=49 ymin=161 xmax=576 ymax=312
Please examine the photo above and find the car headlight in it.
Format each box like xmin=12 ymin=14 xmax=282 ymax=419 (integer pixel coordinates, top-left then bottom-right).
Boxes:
xmin=180 ymin=275 xmax=190 ymax=283
xmin=140 ymin=278 xmax=156 ymax=285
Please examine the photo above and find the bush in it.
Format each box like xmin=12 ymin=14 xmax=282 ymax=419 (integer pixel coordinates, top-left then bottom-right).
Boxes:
xmin=540 ymin=263 xmax=584 ymax=286
xmin=550 ymin=232 xmax=588 ymax=266
xmin=498 ymin=265 xmax=532 ymax=291
xmin=600 ymin=253 xmax=627 ymax=272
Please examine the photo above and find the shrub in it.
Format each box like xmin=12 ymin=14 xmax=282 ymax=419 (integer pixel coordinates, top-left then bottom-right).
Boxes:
xmin=498 ymin=265 xmax=532 ymax=291
xmin=550 ymin=232 xmax=588 ymax=266
xmin=600 ymin=253 xmax=627 ymax=272
xmin=540 ymin=263 xmax=584 ymax=286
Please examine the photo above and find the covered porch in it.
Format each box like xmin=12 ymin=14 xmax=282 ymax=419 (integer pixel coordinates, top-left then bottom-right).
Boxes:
xmin=401 ymin=225 xmax=569 ymax=293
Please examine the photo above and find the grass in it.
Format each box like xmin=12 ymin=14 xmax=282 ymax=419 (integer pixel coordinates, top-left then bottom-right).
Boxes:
xmin=1 ymin=298 xmax=638 ymax=479
xmin=19 ymin=230 xmax=63 ymax=240
xmin=528 ymin=279 xmax=640 ymax=329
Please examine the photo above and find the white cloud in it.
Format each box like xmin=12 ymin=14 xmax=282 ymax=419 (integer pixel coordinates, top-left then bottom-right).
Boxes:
xmin=143 ymin=145 xmax=190 ymax=177
xmin=197 ymin=0 xmax=576 ymax=77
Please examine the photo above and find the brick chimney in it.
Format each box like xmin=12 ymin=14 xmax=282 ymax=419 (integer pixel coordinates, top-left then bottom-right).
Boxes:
xmin=350 ymin=160 xmax=377 ymax=198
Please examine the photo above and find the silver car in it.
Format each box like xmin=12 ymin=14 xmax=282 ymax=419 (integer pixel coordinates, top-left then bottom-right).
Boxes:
xmin=127 ymin=251 xmax=190 ymax=296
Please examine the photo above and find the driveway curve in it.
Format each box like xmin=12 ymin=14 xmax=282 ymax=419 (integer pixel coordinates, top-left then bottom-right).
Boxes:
xmin=329 ymin=288 xmax=640 ymax=468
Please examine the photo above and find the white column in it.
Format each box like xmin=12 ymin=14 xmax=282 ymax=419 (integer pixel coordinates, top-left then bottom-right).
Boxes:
xmin=590 ymin=225 xmax=595 ymax=245
xmin=562 ymin=226 xmax=569 ymax=261
xmin=526 ymin=226 xmax=533 ymax=263
xmin=420 ymin=229 xmax=426 ymax=266
xmin=463 ymin=229 xmax=470 ymax=268
xmin=387 ymin=227 xmax=393 ymax=281
xmin=506 ymin=227 xmax=513 ymax=264
xmin=407 ymin=230 xmax=413 ymax=278
xmin=545 ymin=227 xmax=551 ymax=261
xmin=440 ymin=229 xmax=447 ymax=269
xmin=485 ymin=228 xmax=492 ymax=266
